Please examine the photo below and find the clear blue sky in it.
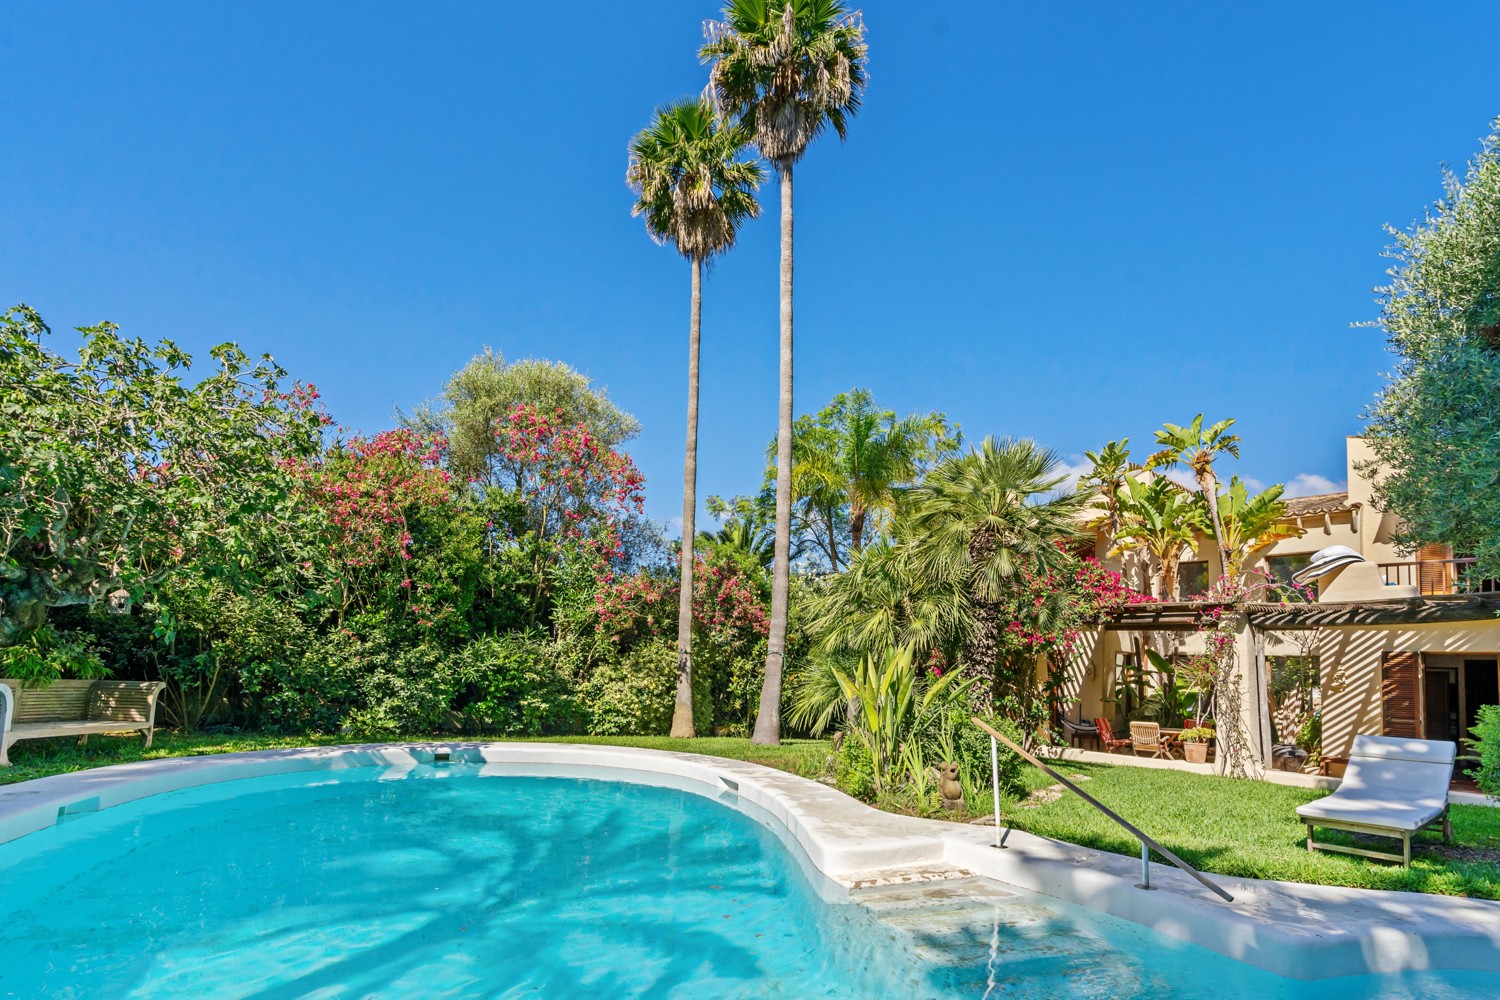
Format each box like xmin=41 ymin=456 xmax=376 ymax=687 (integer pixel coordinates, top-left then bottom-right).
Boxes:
xmin=5 ymin=2 xmax=1498 ymax=529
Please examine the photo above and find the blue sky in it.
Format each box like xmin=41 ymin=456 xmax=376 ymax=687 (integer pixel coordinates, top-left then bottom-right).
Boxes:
xmin=5 ymin=2 xmax=1498 ymax=529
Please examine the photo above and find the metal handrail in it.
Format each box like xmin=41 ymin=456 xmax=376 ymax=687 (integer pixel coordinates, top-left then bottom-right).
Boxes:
xmin=971 ymin=716 xmax=1234 ymax=903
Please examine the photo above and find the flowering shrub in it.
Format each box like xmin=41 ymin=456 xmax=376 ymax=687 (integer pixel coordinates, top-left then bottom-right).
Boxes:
xmin=594 ymin=550 xmax=768 ymax=643
xmin=283 ymin=429 xmax=470 ymax=638
xmin=991 ymin=557 xmax=1154 ymax=737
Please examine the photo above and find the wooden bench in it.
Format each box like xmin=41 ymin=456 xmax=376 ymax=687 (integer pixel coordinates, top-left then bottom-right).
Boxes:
xmin=0 ymin=678 xmax=166 ymax=767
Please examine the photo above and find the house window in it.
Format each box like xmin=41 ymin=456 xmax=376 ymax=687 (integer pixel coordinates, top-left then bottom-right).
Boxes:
xmin=1179 ymin=561 xmax=1209 ymax=598
xmin=1266 ymin=554 xmax=1311 ymax=585
xmin=1266 ymin=551 xmax=1314 ymax=599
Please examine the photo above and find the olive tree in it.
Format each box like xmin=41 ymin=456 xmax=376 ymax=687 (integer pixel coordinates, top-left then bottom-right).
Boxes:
xmin=1365 ymin=119 xmax=1500 ymax=583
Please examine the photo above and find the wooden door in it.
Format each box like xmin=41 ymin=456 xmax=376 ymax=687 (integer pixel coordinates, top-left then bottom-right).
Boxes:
xmin=1381 ymin=651 xmax=1421 ymax=738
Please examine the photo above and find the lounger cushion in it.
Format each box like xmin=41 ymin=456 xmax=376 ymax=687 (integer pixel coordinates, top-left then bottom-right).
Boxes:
xmin=1296 ymin=794 xmax=1446 ymax=833
xmin=1346 ymin=734 xmax=1456 ymax=766
xmin=1297 ymin=735 xmax=1453 ymax=833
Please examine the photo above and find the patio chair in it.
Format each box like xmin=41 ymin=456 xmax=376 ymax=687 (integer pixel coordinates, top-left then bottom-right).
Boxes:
xmin=1093 ymin=717 xmax=1132 ymax=754
xmin=1129 ymin=721 xmax=1170 ymax=759
xmin=1295 ymin=735 xmax=1454 ymax=866
xmin=1061 ymin=717 xmax=1100 ymax=751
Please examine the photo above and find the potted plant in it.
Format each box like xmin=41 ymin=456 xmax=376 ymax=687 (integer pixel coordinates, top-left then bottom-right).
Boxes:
xmin=1178 ymin=725 xmax=1215 ymax=764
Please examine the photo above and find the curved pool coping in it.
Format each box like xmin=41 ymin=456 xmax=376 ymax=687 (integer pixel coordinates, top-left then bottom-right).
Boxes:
xmin=1 ymin=741 xmax=1497 ymax=982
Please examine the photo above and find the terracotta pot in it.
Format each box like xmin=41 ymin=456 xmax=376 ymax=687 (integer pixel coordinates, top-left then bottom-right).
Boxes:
xmin=1182 ymin=741 xmax=1209 ymax=764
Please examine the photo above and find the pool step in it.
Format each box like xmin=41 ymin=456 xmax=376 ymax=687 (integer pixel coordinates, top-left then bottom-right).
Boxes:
xmin=850 ymin=876 xmax=1103 ymax=972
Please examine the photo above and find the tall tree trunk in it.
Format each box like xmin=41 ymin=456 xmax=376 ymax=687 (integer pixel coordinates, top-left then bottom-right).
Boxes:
xmin=752 ymin=164 xmax=794 ymax=746
xmin=1199 ymin=470 xmax=1230 ymax=581
xmin=850 ymin=504 xmax=865 ymax=555
xmin=670 ymin=257 xmax=703 ymax=739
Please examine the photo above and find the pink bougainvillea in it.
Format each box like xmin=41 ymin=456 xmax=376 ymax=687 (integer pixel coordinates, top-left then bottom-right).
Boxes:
xmin=594 ymin=549 xmax=768 ymax=643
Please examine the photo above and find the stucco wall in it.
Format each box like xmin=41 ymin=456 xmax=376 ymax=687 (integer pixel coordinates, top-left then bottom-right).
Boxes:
xmin=1315 ymin=619 xmax=1500 ymax=758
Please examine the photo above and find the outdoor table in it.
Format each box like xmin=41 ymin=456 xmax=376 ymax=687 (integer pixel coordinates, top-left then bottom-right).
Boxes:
xmin=1159 ymin=727 xmax=1184 ymax=758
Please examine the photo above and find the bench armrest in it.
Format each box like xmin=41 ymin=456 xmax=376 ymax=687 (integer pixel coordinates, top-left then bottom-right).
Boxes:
xmin=0 ymin=682 xmax=12 ymax=734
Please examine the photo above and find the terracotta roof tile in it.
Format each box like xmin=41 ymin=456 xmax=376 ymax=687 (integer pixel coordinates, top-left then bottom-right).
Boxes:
xmin=1282 ymin=492 xmax=1356 ymax=517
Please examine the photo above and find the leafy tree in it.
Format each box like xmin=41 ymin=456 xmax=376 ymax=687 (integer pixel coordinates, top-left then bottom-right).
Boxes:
xmin=409 ymin=350 xmax=639 ymax=490
xmin=702 ymin=0 xmax=869 ymax=745
xmin=1112 ymin=475 xmax=1206 ymax=600
xmin=1148 ymin=415 xmax=1240 ymax=577
xmin=773 ymin=389 xmax=959 ymax=571
xmin=1212 ymin=477 xmax=1301 ymax=579
xmin=0 ymin=306 xmax=324 ymax=647
xmin=628 ymin=97 xmax=763 ymax=737
xmin=1365 ymin=118 xmax=1500 ymax=583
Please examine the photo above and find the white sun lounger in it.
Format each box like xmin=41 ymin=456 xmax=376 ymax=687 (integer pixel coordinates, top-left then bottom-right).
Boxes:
xmin=1296 ymin=734 xmax=1455 ymax=865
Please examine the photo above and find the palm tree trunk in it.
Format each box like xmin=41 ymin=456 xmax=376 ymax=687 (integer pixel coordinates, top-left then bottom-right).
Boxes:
xmin=752 ymin=163 xmax=794 ymax=746
xmin=850 ymin=505 xmax=865 ymax=555
xmin=1199 ymin=470 xmax=1231 ymax=582
xmin=671 ymin=257 xmax=703 ymax=739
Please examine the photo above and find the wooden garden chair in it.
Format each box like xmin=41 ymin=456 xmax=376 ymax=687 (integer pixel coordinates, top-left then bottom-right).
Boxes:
xmin=1093 ymin=717 xmax=1132 ymax=754
xmin=1129 ymin=721 xmax=1171 ymax=759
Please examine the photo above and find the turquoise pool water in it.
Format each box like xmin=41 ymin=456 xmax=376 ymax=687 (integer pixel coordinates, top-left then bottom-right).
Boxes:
xmin=0 ymin=764 xmax=1491 ymax=998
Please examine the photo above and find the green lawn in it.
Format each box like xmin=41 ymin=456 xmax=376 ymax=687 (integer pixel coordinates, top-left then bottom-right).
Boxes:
xmin=998 ymin=760 xmax=1500 ymax=899
xmin=3 ymin=731 xmax=1496 ymax=899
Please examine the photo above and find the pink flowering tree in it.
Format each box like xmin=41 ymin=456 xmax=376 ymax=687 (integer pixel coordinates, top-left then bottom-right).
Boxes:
xmin=285 ymin=428 xmax=468 ymax=638
xmin=491 ymin=404 xmax=647 ymax=622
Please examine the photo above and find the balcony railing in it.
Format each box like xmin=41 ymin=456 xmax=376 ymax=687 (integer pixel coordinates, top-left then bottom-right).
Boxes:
xmin=1378 ymin=558 xmax=1499 ymax=595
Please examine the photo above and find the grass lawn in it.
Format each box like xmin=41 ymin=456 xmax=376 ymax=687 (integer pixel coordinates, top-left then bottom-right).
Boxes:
xmin=3 ymin=731 xmax=1496 ymax=899
xmin=998 ymin=760 xmax=1500 ymax=899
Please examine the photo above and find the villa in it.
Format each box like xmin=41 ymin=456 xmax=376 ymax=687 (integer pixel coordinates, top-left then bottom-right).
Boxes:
xmin=1065 ymin=436 xmax=1500 ymax=778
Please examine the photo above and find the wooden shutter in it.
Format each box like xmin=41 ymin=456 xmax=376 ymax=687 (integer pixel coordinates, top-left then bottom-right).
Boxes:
xmin=1381 ymin=651 xmax=1421 ymax=738
xmin=1417 ymin=543 xmax=1453 ymax=594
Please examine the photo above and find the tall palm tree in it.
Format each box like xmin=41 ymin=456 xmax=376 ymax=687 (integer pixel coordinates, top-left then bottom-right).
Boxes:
xmin=902 ymin=437 xmax=1089 ymax=702
xmin=1148 ymin=415 xmax=1241 ymax=579
xmin=702 ymin=0 xmax=868 ymax=745
xmin=628 ymin=98 xmax=763 ymax=738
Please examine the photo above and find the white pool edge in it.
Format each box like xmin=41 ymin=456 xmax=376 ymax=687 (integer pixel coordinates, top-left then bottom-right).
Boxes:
xmin=2 ymin=741 xmax=1497 ymax=982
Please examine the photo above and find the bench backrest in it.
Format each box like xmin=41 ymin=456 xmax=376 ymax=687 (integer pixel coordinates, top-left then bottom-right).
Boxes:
xmin=0 ymin=679 xmax=164 ymax=726
xmin=0 ymin=679 xmax=95 ymax=724
xmin=1340 ymin=734 xmax=1455 ymax=807
xmin=88 ymin=682 xmax=162 ymax=724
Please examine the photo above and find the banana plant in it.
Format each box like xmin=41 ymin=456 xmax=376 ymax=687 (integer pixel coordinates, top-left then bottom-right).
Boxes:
xmin=833 ymin=645 xmax=971 ymax=795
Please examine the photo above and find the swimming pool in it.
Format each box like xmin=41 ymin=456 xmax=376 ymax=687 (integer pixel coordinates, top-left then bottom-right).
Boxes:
xmin=0 ymin=762 xmax=1493 ymax=998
